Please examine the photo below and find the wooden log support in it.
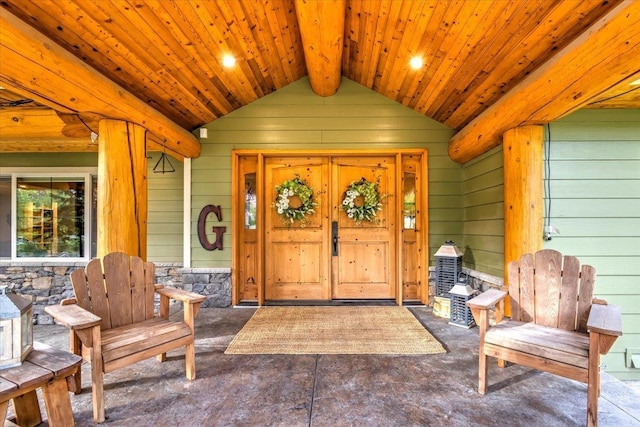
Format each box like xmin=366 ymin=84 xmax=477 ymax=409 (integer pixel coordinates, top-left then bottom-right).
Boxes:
xmin=448 ymin=0 xmax=640 ymax=164
xmin=503 ymin=126 xmax=543 ymax=302
xmin=294 ymin=0 xmax=346 ymax=96
xmin=97 ymin=120 xmax=148 ymax=259
xmin=0 ymin=9 xmax=200 ymax=160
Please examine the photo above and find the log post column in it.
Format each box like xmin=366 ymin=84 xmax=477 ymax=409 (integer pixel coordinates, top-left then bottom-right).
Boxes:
xmin=97 ymin=120 xmax=148 ymax=259
xmin=503 ymin=125 xmax=544 ymax=276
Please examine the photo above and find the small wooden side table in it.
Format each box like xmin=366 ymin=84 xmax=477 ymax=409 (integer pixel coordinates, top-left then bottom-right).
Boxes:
xmin=0 ymin=342 xmax=81 ymax=427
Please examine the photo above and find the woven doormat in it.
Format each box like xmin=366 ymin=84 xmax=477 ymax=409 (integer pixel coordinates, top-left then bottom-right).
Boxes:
xmin=224 ymin=306 xmax=446 ymax=355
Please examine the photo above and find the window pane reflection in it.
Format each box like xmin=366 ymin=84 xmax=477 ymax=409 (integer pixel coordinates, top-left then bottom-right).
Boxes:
xmin=0 ymin=177 xmax=10 ymax=258
xmin=403 ymin=173 xmax=416 ymax=229
xmin=16 ymin=177 xmax=85 ymax=257
xmin=245 ymin=173 xmax=257 ymax=229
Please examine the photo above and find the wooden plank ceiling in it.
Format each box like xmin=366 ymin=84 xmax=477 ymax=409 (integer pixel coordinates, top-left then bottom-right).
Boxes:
xmin=1 ymin=0 xmax=639 ymax=162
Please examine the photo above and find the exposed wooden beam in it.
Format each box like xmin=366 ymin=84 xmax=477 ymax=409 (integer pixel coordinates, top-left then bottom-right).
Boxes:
xmin=584 ymin=72 xmax=640 ymax=108
xmin=0 ymin=106 xmax=183 ymax=160
xmin=0 ymin=139 xmax=97 ymax=152
xmin=0 ymin=9 xmax=201 ymax=159
xmin=1 ymin=108 xmax=95 ymax=138
xmin=295 ymin=0 xmax=345 ymax=96
xmin=448 ymin=0 xmax=640 ymax=164
xmin=0 ymin=108 xmax=97 ymax=152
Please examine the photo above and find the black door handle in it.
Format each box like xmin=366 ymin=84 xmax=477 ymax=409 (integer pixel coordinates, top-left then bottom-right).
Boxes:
xmin=332 ymin=221 xmax=338 ymax=256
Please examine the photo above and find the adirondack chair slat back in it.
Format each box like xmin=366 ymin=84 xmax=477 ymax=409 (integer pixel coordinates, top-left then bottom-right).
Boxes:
xmin=507 ymin=249 xmax=596 ymax=333
xmin=69 ymin=252 xmax=156 ymax=330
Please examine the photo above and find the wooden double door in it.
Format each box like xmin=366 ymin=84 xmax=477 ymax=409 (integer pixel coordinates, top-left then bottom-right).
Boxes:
xmin=265 ymin=155 xmax=396 ymax=300
xmin=233 ymin=150 xmax=427 ymax=305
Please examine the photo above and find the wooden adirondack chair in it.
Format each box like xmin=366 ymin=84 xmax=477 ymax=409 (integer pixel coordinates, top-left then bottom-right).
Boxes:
xmin=45 ymin=252 xmax=206 ymax=423
xmin=466 ymin=249 xmax=622 ymax=427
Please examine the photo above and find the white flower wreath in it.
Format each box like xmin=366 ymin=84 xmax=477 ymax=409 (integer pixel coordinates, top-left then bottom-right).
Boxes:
xmin=341 ymin=177 xmax=383 ymax=223
xmin=273 ymin=175 xmax=317 ymax=226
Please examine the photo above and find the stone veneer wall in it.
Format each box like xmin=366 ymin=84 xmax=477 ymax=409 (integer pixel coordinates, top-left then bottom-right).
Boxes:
xmin=0 ymin=262 xmax=231 ymax=325
xmin=2 ymin=260 xmax=501 ymax=325
xmin=427 ymin=266 xmax=503 ymax=303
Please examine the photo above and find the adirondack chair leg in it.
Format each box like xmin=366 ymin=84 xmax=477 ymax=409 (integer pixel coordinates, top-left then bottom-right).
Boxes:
xmin=184 ymin=301 xmax=199 ymax=380
xmin=156 ymin=293 xmax=170 ymax=363
xmin=477 ymin=309 xmax=489 ymax=394
xmin=89 ymin=325 xmax=105 ymax=423
xmin=185 ymin=342 xmax=196 ymax=380
xmin=478 ymin=351 xmax=488 ymax=394
xmin=586 ymin=332 xmax=600 ymax=427
xmin=69 ymin=330 xmax=82 ymax=394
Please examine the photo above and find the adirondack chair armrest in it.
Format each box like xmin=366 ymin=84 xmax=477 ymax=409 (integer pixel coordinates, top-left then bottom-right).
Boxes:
xmin=155 ymin=286 xmax=206 ymax=326
xmin=466 ymin=288 xmax=508 ymax=332
xmin=45 ymin=303 xmax=102 ymax=330
xmin=466 ymin=288 xmax=508 ymax=310
xmin=155 ymin=286 xmax=206 ymax=304
xmin=587 ymin=302 xmax=622 ymax=337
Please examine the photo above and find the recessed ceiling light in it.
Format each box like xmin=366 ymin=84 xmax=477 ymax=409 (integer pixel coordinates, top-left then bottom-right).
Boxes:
xmin=631 ymin=78 xmax=640 ymax=86
xmin=222 ymin=55 xmax=236 ymax=68
xmin=409 ymin=57 xmax=423 ymax=69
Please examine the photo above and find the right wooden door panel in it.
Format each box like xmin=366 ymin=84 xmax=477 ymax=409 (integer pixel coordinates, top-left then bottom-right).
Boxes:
xmin=331 ymin=156 xmax=396 ymax=299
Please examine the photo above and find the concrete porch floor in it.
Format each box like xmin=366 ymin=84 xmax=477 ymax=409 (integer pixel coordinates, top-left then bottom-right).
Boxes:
xmin=16 ymin=306 xmax=640 ymax=426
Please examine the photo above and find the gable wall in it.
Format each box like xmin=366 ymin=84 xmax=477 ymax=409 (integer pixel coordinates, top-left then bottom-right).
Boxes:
xmin=193 ymin=77 xmax=460 ymax=268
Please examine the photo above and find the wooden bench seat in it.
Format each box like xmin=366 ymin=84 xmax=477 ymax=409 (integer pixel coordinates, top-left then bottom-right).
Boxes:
xmin=46 ymin=252 xmax=205 ymax=423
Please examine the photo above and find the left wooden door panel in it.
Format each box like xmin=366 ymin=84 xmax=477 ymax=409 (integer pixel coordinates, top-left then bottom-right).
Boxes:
xmin=265 ymin=157 xmax=330 ymax=300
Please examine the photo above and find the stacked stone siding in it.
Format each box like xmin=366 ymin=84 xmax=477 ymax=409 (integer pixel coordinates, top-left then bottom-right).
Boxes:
xmin=178 ymin=267 xmax=232 ymax=308
xmin=3 ymin=261 xmax=500 ymax=325
xmin=0 ymin=262 xmax=232 ymax=325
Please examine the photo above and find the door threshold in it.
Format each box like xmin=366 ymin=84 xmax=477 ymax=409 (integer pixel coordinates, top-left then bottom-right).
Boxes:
xmin=264 ymin=299 xmax=398 ymax=306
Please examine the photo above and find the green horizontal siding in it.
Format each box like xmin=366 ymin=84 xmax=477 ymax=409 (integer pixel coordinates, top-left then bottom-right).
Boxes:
xmin=549 ymin=140 xmax=640 ymax=159
xmin=549 ymin=199 xmax=640 ymax=217
xmin=461 ymin=146 xmax=504 ymax=275
xmin=549 ymin=218 xmax=640 ymax=236
xmin=192 ymin=77 xmax=459 ymax=267
xmin=549 ymin=180 xmax=640 ymax=198
xmin=0 ymin=153 xmax=98 ymax=167
xmin=545 ymin=109 xmax=640 ymax=380
xmin=146 ymin=152 xmax=184 ymax=263
xmin=548 ymin=160 xmax=640 ymax=179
